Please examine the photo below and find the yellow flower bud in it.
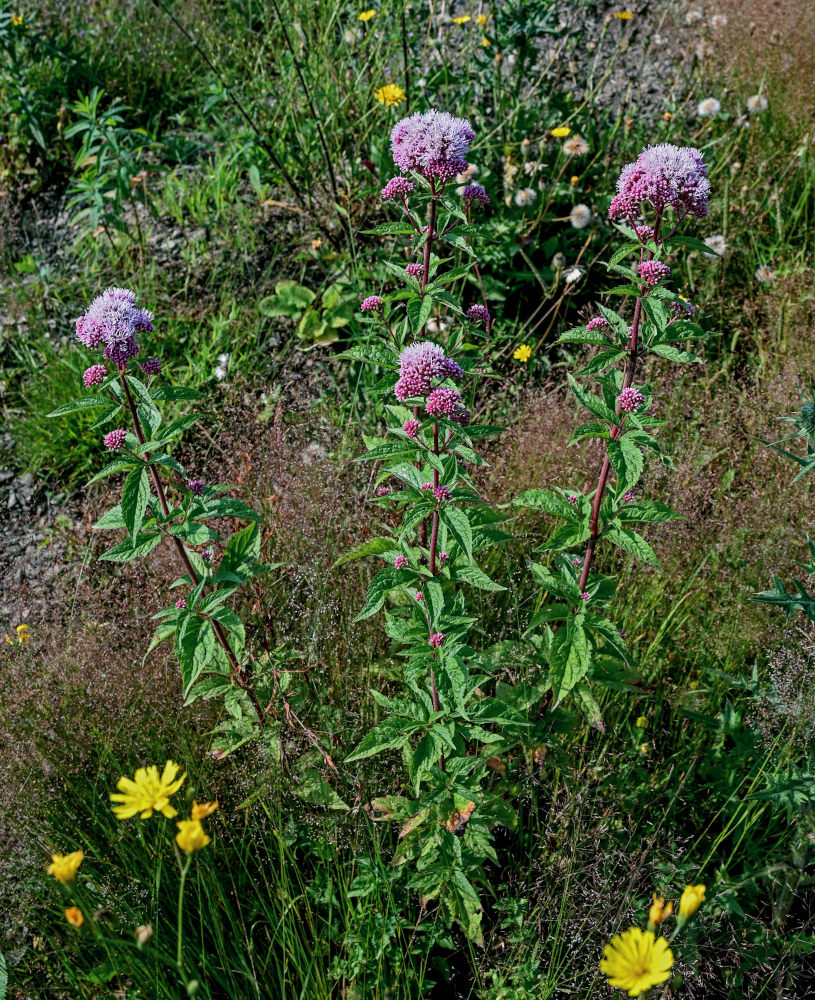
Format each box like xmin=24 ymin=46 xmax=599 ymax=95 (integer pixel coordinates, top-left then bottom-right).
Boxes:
xmin=176 ymin=818 xmax=211 ymax=854
xmin=551 ymin=126 xmax=570 ymax=138
xmin=570 ymin=175 xmax=579 ymax=186
xmin=47 ymin=850 xmax=84 ymax=884
xmin=191 ymin=799 xmax=218 ymax=820
xmin=65 ymin=906 xmax=84 ymax=927
xmin=648 ymin=893 xmax=673 ymax=925
xmin=678 ymin=883 xmax=705 ymax=921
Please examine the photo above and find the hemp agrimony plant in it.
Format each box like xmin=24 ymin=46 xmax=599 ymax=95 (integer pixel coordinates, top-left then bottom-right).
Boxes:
xmin=515 ymin=144 xmax=713 ymax=724
xmin=341 ymin=110 xmax=520 ymax=944
xmin=48 ymin=288 xmax=277 ymax=753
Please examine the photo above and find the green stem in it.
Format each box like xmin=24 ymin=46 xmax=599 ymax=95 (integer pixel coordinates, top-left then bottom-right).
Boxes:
xmin=176 ymin=854 xmax=192 ymax=972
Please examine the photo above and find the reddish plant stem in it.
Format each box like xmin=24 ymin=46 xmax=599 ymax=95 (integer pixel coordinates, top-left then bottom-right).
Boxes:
xmin=576 ymin=216 xmax=662 ymax=594
xmin=118 ymin=373 xmax=265 ymax=727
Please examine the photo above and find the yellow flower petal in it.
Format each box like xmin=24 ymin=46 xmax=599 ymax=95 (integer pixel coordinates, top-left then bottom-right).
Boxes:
xmin=191 ymin=799 xmax=219 ymax=820
xmin=551 ymin=126 xmax=571 ymax=137
xmin=358 ymin=9 xmax=376 ymax=21
xmin=452 ymin=15 xmax=471 ymax=24
xmin=375 ymin=83 xmax=407 ymax=106
xmin=47 ymin=850 xmax=84 ymax=884
xmin=615 ymin=10 xmax=634 ymax=19
xmin=65 ymin=906 xmax=84 ymax=927
xmin=601 ymin=927 xmax=673 ymax=997
xmin=110 ymin=760 xmax=186 ymax=821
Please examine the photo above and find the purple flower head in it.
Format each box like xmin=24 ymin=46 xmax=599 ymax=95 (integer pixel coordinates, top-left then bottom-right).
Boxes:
xmin=438 ymin=551 xmax=448 ymax=564
xmin=83 ymin=364 xmax=108 ymax=388
xmin=450 ymin=405 xmax=471 ymax=426
xmin=618 ymin=387 xmax=645 ymax=414
xmin=434 ymin=485 xmax=452 ymax=502
xmin=395 ymin=555 xmax=409 ymax=569
xmin=381 ymin=176 xmax=415 ymax=200
xmin=361 ymin=295 xmax=384 ymax=313
xmin=415 ymin=591 xmax=424 ymax=602
xmin=202 ymin=548 xmax=213 ymax=560
xmin=609 ymin=144 xmax=710 ymax=222
xmin=76 ymin=287 xmax=152 ymax=365
xmin=466 ymin=304 xmax=490 ymax=325
xmin=421 ymin=482 xmax=434 ymax=491
xmin=568 ymin=494 xmax=578 ymax=505
xmin=175 ymin=597 xmax=187 ymax=610
xmin=635 ymin=225 xmax=655 ymax=242
xmin=623 ymin=490 xmax=636 ymax=502
xmin=104 ymin=429 xmax=127 ymax=451
xmin=140 ymin=357 xmax=163 ymax=377
xmin=425 ymin=386 xmax=464 ymax=418
xmin=405 ymin=262 xmax=423 ymax=277
xmin=586 ymin=316 xmax=609 ymax=332
xmin=403 ymin=418 xmax=420 ymax=438
xmin=572 ymin=556 xmax=582 ymax=566
xmin=581 ymin=590 xmax=591 ymax=601
xmin=391 ymin=109 xmax=475 ymax=180
xmin=638 ymin=260 xmax=671 ymax=286
xmin=375 ymin=486 xmax=392 ymax=497
xmin=429 ymin=632 xmax=445 ymax=648
xmin=187 ymin=479 xmax=206 ymax=497
xmin=462 ymin=183 xmax=489 ymax=206
xmin=394 ymin=341 xmax=456 ymax=400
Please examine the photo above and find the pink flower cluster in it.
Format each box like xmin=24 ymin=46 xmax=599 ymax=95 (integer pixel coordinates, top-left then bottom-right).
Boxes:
xmin=104 ymin=429 xmax=127 ymax=451
xmin=76 ymin=287 xmax=153 ymax=366
xmin=394 ymin=341 xmax=462 ymax=400
xmin=637 ymin=260 xmax=671 ymax=286
xmin=405 ymin=262 xmax=423 ymax=277
xmin=466 ymin=304 xmax=490 ymax=325
xmin=617 ymin=387 xmax=645 ymax=414
xmin=426 ymin=386 xmax=468 ymax=424
xmin=361 ymin=295 xmax=383 ymax=313
xmin=391 ymin=110 xmax=475 ymax=181
xmin=429 ymin=632 xmax=445 ymax=648
xmin=586 ymin=316 xmax=609 ymax=332
xmin=83 ymin=364 xmax=108 ymax=387
xmin=609 ymin=144 xmax=710 ymax=222
xmin=462 ymin=183 xmax=489 ymax=206
xmin=381 ymin=176 xmax=415 ymax=200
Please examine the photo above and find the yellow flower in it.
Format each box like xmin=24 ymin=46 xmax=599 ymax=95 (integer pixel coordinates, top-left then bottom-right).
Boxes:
xmin=110 ymin=760 xmax=186 ymax=820
xmin=513 ymin=344 xmax=532 ymax=363
xmin=480 ymin=36 xmax=491 ymax=46
xmin=65 ymin=906 xmax=84 ymax=928
xmin=551 ymin=126 xmax=571 ymax=138
xmin=570 ymin=174 xmax=579 ymax=186
xmin=601 ymin=927 xmax=673 ymax=997
xmin=375 ymin=83 xmax=407 ymax=106
xmin=614 ymin=10 xmax=634 ymax=19
xmin=358 ymin=9 xmax=375 ymax=20
xmin=452 ymin=15 xmax=471 ymax=24
xmin=12 ymin=15 xmax=23 ymax=26
xmin=176 ymin=818 xmax=211 ymax=854
xmin=47 ymin=850 xmax=84 ymax=884
xmin=16 ymin=623 xmax=30 ymax=643
xmin=640 ymin=742 xmax=650 ymax=755
xmin=635 ymin=715 xmax=648 ymax=729
xmin=648 ymin=893 xmax=673 ymax=925
xmin=191 ymin=799 xmax=219 ymax=820
xmin=476 ymin=13 xmax=487 ymax=25
xmin=678 ymin=883 xmax=706 ymax=920
xmin=663 ymin=111 xmax=673 ymax=121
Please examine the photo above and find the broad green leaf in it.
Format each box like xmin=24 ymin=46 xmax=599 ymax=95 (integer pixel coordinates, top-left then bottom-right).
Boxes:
xmin=334 ymin=536 xmax=396 ymax=567
xmin=422 ymin=578 xmax=445 ymax=628
xmin=346 ymin=719 xmax=416 ymax=760
xmin=440 ymin=506 xmax=473 ymax=561
xmin=100 ymin=532 xmax=162 ymax=562
xmin=407 ymin=295 xmax=433 ymax=335
xmin=556 ymin=327 xmax=613 ymax=346
xmin=568 ymin=374 xmax=617 ymax=423
xmin=514 ymin=488 xmax=579 ymax=521
xmin=649 ymin=344 xmax=704 ymax=364
xmin=47 ymin=395 xmax=113 ymax=417
xmin=604 ymin=526 xmax=659 ymax=566
xmin=453 ymin=564 xmax=506 ymax=591
xmin=121 ymin=466 xmax=150 ymax=540
xmin=579 ymin=349 xmax=628 ymax=375
xmin=151 ymin=385 xmax=203 ymax=401
xmin=616 ymin=500 xmax=680 ymax=523
xmin=607 ymin=435 xmax=643 ymax=494
xmin=355 ymin=566 xmax=416 ymax=621
xmin=550 ymin=619 xmax=590 ymax=706
xmin=87 ymin=457 xmax=138 ymax=485
xmin=204 ymin=497 xmax=265 ymax=522
xmin=93 ymin=505 xmax=126 ymax=530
